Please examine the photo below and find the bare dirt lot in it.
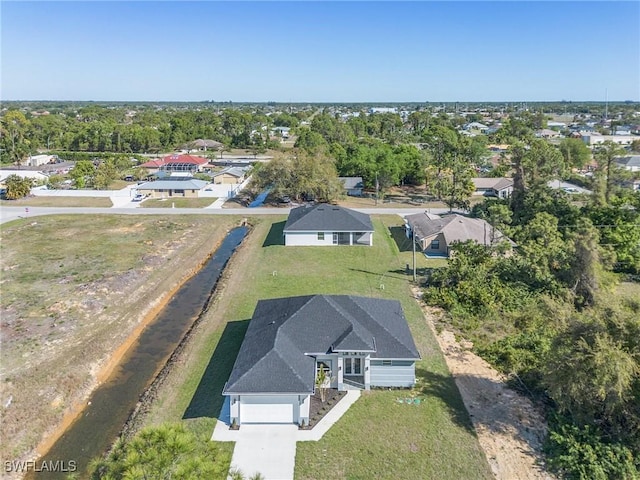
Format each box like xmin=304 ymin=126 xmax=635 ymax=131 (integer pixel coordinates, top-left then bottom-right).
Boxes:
xmin=415 ymin=292 xmax=556 ymax=480
xmin=0 ymin=214 xmax=241 ymax=468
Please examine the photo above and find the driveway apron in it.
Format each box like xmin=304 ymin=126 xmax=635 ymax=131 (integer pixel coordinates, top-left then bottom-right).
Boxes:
xmin=229 ymin=425 xmax=298 ymax=480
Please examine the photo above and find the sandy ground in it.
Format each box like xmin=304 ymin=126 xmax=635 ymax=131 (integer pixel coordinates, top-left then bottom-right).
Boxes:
xmin=413 ymin=289 xmax=556 ymax=480
xmin=0 ymin=216 xmax=240 ymax=477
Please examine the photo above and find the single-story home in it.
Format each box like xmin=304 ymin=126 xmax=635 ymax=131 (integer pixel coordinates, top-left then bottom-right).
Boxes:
xmin=212 ymin=167 xmax=248 ymax=184
xmin=338 ymin=176 xmax=364 ymax=196
xmin=405 ymin=213 xmax=513 ymax=257
xmin=140 ymin=154 xmax=209 ymax=174
xmin=223 ymin=295 xmax=420 ymax=426
xmin=283 ymin=204 xmax=373 ymax=246
xmin=135 ymin=178 xmax=209 ymax=198
xmin=184 ymin=139 xmax=223 ymax=152
xmin=471 ymin=177 xmax=514 ymax=199
xmin=615 ymin=155 xmax=640 ymax=172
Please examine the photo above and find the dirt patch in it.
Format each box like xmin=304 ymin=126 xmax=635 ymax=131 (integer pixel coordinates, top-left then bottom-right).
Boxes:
xmin=0 ymin=215 xmax=240 ymax=474
xmin=413 ymin=289 xmax=555 ymax=480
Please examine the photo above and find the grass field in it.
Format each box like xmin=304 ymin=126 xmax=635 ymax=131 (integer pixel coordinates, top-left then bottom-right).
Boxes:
xmin=141 ymin=197 xmax=216 ymax=208
xmin=0 ymin=196 xmax=113 ymax=207
xmin=144 ymin=215 xmax=492 ymax=479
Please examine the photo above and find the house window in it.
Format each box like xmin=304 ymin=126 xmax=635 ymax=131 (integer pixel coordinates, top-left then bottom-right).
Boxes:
xmin=382 ymin=360 xmax=393 ymax=366
xmin=317 ymin=232 xmax=325 ymax=240
xmin=430 ymin=239 xmax=440 ymax=250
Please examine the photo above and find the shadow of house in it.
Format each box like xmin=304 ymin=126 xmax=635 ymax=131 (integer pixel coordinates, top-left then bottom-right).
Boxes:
xmin=262 ymin=221 xmax=286 ymax=247
xmin=183 ymin=319 xmax=250 ymax=420
xmin=388 ymin=226 xmax=413 ymax=252
xmin=415 ymin=367 xmax=476 ymax=434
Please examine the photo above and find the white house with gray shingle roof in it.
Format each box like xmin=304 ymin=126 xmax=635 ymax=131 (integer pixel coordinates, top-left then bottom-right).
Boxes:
xmin=283 ymin=204 xmax=373 ymax=246
xmin=222 ymin=295 xmax=420 ymax=425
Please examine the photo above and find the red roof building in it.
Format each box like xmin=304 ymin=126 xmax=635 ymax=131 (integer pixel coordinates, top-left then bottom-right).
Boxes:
xmin=140 ymin=154 xmax=209 ymax=172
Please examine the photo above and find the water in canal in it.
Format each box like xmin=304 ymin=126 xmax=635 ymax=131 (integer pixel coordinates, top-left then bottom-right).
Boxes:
xmin=31 ymin=226 xmax=248 ymax=479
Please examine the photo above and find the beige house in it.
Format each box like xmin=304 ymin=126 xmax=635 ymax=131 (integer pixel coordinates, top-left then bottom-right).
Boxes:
xmin=212 ymin=167 xmax=247 ymax=185
xmin=405 ymin=213 xmax=514 ymax=257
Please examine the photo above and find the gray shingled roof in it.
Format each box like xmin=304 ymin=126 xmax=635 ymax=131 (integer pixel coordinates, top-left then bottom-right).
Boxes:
xmin=223 ymin=295 xmax=420 ymax=395
xmin=406 ymin=213 xmax=513 ymax=247
xmin=472 ymin=177 xmax=514 ymax=191
xmin=137 ymin=179 xmax=209 ymax=190
xmin=283 ymin=204 xmax=373 ymax=232
xmin=339 ymin=177 xmax=364 ymax=190
xmin=615 ymin=155 xmax=640 ymax=168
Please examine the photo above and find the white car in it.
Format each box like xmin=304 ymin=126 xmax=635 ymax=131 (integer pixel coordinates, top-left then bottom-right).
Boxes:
xmin=132 ymin=193 xmax=145 ymax=202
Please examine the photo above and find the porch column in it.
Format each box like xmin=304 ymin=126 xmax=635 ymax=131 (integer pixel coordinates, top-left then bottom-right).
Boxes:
xmin=364 ymin=356 xmax=371 ymax=390
xmin=350 ymin=232 xmax=353 ymax=245
xmin=337 ymin=356 xmax=344 ymax=389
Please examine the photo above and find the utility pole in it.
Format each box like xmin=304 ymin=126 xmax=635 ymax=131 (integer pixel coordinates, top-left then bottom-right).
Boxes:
xmin=412 ymin=227 xmax=417 ymax=282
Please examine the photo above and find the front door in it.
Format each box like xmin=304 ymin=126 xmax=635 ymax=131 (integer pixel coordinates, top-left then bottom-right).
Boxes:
xmin=344 ymin=357 xmax=362 ymax=376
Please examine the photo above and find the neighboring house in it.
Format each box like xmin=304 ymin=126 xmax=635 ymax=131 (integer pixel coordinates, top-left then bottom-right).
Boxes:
xmin=184 ymin=139 xmax=223 ymax=152
xmin=223 ymin=295 xmax=420 ymax=426
xmin=140 ymin=154 xmax=209 ymax=174
xmin=212 ymin=167 xmax=247 ymax=184
xmin=0 ymin=170 xmax=48 ymax=186
xmin=283 ymin=204 xmax=374 ymax=246
xmin=581 ymin=134 xmax=636 ymax=147
xmin=271 ymin=126 xmax=291 ymax=139
xmin=535 ymin=129 xmax=560 ymax=138
xmin=338 ymin=176 xmax=364 ymax=196
xmin=471 ymin=177 xmax=514 ymax=198
xmin=136 ymin=178 xmax=209 ymax=198
xmin=614 ymin=155 xmax=640 ymax=172
xmin=464 ymin=122 xmax=488 ymax=133
xmin=405 ymin=213 xmax=513 ymax=257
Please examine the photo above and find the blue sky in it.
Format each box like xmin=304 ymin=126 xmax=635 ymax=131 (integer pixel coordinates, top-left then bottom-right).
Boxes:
xmin=1 ymin=1 xmax=638 ymax=102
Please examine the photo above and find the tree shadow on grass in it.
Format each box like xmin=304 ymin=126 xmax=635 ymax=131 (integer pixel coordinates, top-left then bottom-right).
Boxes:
xmin=262 ymin=221 xmax=285 ymax=247
xmin=416 ymin=367 xmax=476 ymax=434
xmin=182 ymin=319 xmax=250 ymax=420
xmin=388 ymin=225 xmax=413 ymax=252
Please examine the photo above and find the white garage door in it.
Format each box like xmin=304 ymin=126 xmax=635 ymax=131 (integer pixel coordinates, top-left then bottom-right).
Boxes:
xmin=240 ymin=396 xmax=295 ymax=424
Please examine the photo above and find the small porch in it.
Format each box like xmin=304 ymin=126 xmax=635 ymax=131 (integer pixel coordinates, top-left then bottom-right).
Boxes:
xmin=333 ymin=231 xmax=373 ymax=246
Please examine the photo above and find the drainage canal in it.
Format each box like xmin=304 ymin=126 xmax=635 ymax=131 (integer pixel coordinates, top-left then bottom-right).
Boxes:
xmin=30 ymin=225 xmax=249 ymax=479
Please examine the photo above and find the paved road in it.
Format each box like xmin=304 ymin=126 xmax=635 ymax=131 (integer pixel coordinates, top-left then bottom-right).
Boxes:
xmin=0 ymin=206 xmax=460 ymax=225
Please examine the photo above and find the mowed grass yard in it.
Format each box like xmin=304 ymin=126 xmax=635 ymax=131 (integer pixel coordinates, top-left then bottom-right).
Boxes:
xmin=0 ymin=196 xmax=113 ymax=207
xmin=141 ymin=197 xmax=216 ymax=208
xmin=144 ymin=215 xmax=492 ymax=480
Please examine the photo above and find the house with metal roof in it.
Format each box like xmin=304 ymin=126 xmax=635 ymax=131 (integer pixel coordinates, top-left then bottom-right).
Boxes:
xmin=136 ymin=178 xmax=209 ymax=198
xmin=405 ymin=213 xmax=514 ymax=257
xmin=283 ymin=204 xmax=374 ymax=246
xmin=223 ymin=295 xmax=420 ymax=425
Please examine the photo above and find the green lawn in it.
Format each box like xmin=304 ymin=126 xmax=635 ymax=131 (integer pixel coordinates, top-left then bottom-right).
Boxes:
xmin=145 ymin=215 xmax=492 ymax=479
xmin=141 ymin=197 xmax=216 ymax=208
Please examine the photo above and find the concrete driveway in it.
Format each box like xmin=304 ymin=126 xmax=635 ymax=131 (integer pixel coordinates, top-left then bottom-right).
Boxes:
xmin=229 ymin=425 xmax=298 ymax=480
xmin=212 ymin=391 xmax=361 ymax=479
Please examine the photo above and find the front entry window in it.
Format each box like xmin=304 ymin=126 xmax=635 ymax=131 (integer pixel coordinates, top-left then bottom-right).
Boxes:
xmin=344 ymin=357 xmax=362 ymax=375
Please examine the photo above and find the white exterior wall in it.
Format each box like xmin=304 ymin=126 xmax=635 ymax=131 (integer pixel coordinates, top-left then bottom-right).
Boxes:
xmin=284 ymin=231 xmax=335 ymax=246
xmin=237 ymin=394 xmax=301 ymax=424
